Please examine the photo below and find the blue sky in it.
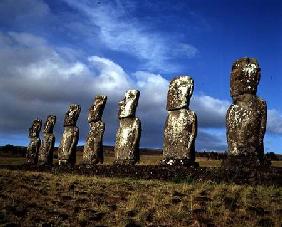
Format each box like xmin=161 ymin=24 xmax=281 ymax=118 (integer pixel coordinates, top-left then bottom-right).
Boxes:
xmin=0 ymin=0 xmax=281 ymax=153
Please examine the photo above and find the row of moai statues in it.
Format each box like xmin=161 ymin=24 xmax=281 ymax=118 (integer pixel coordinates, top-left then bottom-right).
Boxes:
xmin=26 ymin=57 xmax=267 ymax=166
xmin=26 ymin=115 xmax=56 ymax=165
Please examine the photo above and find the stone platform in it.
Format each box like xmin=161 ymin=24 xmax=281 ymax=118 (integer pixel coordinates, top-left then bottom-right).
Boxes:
xmin=0 ymin=164 xmax=281 ymax=186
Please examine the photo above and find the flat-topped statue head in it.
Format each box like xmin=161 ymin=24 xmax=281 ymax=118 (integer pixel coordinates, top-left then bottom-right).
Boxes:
xmin=118 ymin=90 xmax=140 ymax=118
xmin=230 ymin=57 xmax=261 ymax=99
xmin=167 ymin=75 xmax=194 ymax=111
xmin=88 ymin=95 xmax=107 ymax=123
xmin=64 ymin=104 xmax=81 ymax=127
xmin=43 ymin=115 xmax=56 ymax=133
xmin=29 ymin=119 xmax=42 ymax=138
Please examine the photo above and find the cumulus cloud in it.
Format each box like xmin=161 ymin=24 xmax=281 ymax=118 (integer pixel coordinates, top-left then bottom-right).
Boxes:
xmin=191 ymin=95 xmax=230 ymax=128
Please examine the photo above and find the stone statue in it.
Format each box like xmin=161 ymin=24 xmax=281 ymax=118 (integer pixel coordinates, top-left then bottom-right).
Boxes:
xmin=26 ymin=119 xmax=42 ymax=165
xmin=162 ymin=76 xmax=197 ymax=166
xmin=82 ymin=96 xmax=107 ymax=165
xmin=38 ymin=115 xmax=56 ymax=165
xmin=58 ymin=104 xmax=81 ymax=166
xmin=226 ymin=57 xmax=267 ymax=160
xmin=114 ymin=90 xmax=141 ymax=165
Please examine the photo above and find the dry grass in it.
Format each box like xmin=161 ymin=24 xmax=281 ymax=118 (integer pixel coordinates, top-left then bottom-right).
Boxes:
xmin=0 ymin=169 xmax=281 ymax=226
xmin=1 ymin=153 xmax=281 ymax=168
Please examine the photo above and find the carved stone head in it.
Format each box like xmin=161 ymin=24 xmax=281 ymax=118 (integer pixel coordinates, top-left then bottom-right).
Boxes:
xmin=88 ymin=96 xmax=107 ymax=123
xmin=29 ymin=119 xmax=42 ymax=138
xmin=64 ymin=104 xmax=81 ymax=127
xmin=230 ymin=57 xmax=261 ymax=99
xmin=167 ymin=76 xmax=194 ymax=111
xmin=43 ymin=115 xmax=56 ymax=133
xmin=118 ymin=90 xmax=140 ymax=118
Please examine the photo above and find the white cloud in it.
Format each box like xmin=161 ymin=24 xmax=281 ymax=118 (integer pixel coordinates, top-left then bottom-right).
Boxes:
xmin=191 ymin=95 xmax=230 ymax=128
xmin=88 ymin=56 xmax=131 ymax=93
xmin=267 ymin=109 xmax=282 ymax=134
xmin=61 ymin=0 xmax=198 ymax=72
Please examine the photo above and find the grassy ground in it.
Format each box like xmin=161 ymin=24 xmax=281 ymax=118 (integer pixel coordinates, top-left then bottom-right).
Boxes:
xmin=0 ymin=169 xmax=281 ymax=226
xmin=1 ymin=153 xmax=281 ymax=167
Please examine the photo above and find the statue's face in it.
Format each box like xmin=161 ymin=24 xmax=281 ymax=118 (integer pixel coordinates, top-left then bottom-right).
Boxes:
xmin=118 ymin=90 xmax=140 ymax=118
xmin=167 ymin=76 xmax=194 ymax=111
xmin=64 ymin=104 xmax=81 ymax=126
xmin=29 ymin=119 xmax=42 ymax=137
xmin=231 ymin=58 xmax=260 ymax=98
xmin=44 ymin=115 xmax=56 ymax=133
xmin=88 ymin=96 xmax=107 ymax=122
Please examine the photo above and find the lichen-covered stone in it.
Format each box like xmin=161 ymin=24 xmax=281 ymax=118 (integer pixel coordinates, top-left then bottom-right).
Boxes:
xmin=87 ymin=96 xmax=107 ymax=123
xmin=226 ymin=58 xmax=267 ymax=160
xmin=162 ymin=76 xmax=197 ymax=166
xmin=167 ymin=75 xmax=194 ymax=111
xmin=38 ymin=115 xmax=56 ymax=165
xmin=230 ymin=58 xmax=261 ymax=98
xmin=58 ymin=104 xmax=81 ymax=166
xmin=118 ymin=90 xmax=140 ymax=118
xmin=83 ymin=96 xmax=107 ymax=165
xmin=114 ymin=90 xmax=141 ymax=164
xmin=26 ymin=119 xmax=42 ymax=165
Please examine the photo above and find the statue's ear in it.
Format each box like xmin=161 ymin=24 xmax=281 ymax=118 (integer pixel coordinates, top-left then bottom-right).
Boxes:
xmin=188 ymin=83 xmax=194 ymax=98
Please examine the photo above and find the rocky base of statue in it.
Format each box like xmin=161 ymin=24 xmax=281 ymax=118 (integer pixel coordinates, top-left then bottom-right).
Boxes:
xmin=220 ymin=153 xmax=272 ymax=184
xmin=58 ymin=160 xmax=76 ymax=169
xmin=37 ymin=162 xmax=53 ymax=167
xmin=80 ymin=160 xmax=103 ymax=169
xmin=160 ymin=158 xmax=199 ymax=168
xmin=222 ymin=153 xmax=271 ymax=169
xmin=113 ymin=159 xmax=139 ymax=165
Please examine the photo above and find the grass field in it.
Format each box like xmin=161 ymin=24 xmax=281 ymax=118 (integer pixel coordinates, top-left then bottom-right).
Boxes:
xmin=0 ymin=169 xmax=281 ymax=226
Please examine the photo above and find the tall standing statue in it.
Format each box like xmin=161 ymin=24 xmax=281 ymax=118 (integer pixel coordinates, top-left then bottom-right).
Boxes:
xmin=38 ymin=115 xmax=56 ymax=165
xmin=162 ymin=76 xmax=197 ymax=166
xmin=26 ymin=119 xmax=42 ymax=165
xmin=83 ymin=96 xmax=107 ymax=165
xmin=58 ymin=104 xmax=81 ymax=166
xmin=226 ymin=58 xmax=267 ymax=161
xmin=114 ymin=90 xmax=141 ymax=165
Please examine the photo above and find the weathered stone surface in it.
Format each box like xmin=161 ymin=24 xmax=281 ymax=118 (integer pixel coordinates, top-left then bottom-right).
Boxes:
xmin=63 ymin=104 xmax=81 ymax=127
xmin=83 ymin=96 xmax=107 ymax=165
xmin=87 ymin=96 xmax=107 ymax=123
xmin=114 ymin=90 xmax=141 ymax=164
xmin=167 ymin=75 xmax=194 ymax=111
xmin=230 ymin=58 xmax=261 ymax=98
xmin=26 ymin=119 xmax=42 ymax=165
xmin=38 ymin=115 xmax=56 ymax=165
xmin=162 ymin=76 xmax=197 ymax=166
xmin=226 ymin=57 xmax=267 ymax=160
xmin=58 ymin=104 xmax=81 ymax=166
xmin=118 ymin=90 xmax=140 ymax=118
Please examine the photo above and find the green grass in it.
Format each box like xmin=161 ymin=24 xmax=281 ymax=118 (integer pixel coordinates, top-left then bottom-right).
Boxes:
xmin=0 ymin=169 xmax=281 ymax=226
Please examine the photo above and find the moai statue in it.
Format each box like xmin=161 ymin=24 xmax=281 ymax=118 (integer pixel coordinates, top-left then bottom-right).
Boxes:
xmin=26 ymin=119 xmax=42 ymax=165
xmin=114 ymin=90 xmax=141 ymax=165
xmin=82 ymin=96 xmax=107 ymax=165
xmin=226 ymin=57 xmax=267 ymax=161
xmin=38 ymin=115 xmax=56 ymax=165
xmin=58 ymin=104 xmax=81 ymax=166
xmin=162 ymin=76 xmax=197 ymax=166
